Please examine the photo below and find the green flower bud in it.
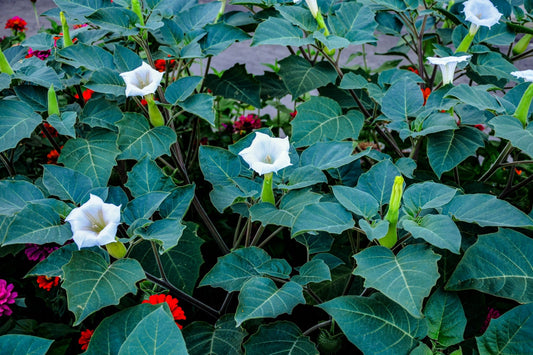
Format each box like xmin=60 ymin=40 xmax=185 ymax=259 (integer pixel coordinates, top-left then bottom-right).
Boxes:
xmin=513 ymin=34 xmax=533 ymax=55
xmin=105 ymin=240 xmax=127 ymax=259
xmin=261 ymin=172 xmax=275 ymax=205
xmin=0 ymin=48 xmax=14 ymax=75
xmin=60 ymin=11 xmax=73 ymax=47
xmin=47 ymin=84 xmax=60 ymax=117
xmin=131 ymin=0 xmax=145 ymax=27
xmin=144 ymin=94 xmax=165 ymax=127
xmin=380 ymin=176 xmax=404 ymax=248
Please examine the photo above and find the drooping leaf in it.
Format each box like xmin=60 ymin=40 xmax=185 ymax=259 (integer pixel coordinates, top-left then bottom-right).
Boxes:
xmin=278 ymin=55 xmax=337 ymax=98
xmin=182 ymin=315 xmax=247 ymax=355
xmin=476 ymin=303 xmax=533 ymax=355
xmin=235 ymin=277 xmax=305 ymax=326
xmin=381 ymin=77 xmax=424 ymax=122
xmin=134 ymin=218 xmax=186 ymax=252
xmin=178 ymin=93 xmax=215 ymax=126
xmin=300 ymin=142 xmax=368 ymax=170
xmin=122 ymin=191 xmax=170 ymax=225
xmin=402 ymin=214 xmax=462 ymax=254
xmin=332 ymin=185 xmax=379 ymax=219
xmin=0 ymin=100 xmax=42 ymax=153
xmin=165 ymin=76 xmax=203 ymax=104
xmin=201 ymin=23 xmax=250 ymax=57
xmin=26 ymin=243 xmax=80 ymax=278
xmin=319 ymin=293 xmax=428 ymax=354
xmin=329 ymin=2 xmax=377 ymax=45
xmin=424 ymin=288 xmax=466 ymax=347
xmin=57 ymin=43 xmax=114 ymax=71
xmin=243 ymin=321 xmax=318 ymax=355
xmin=62 ymin=250 xmax=145 ymax=325
xmin=447 ymin=229 xmax=533 ymax=303
xmin=354 ymin=244 xmax=441 ymax=317
xmin=159 ymin=184 xmax=195 ymax=219
xmin=205 ymin=64 xmax=260 ymax=108
xmin=0 ymin=334 xmax=53 ymax=355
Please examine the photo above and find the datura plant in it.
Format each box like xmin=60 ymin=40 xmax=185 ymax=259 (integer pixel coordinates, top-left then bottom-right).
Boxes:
xmin=0 ymin=0 xmax=532 ymax=354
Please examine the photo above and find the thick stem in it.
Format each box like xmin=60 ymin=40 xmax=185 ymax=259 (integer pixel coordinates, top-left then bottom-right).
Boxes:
xmin=455 ymin=29 xmax=476 ymax=53
xmin=479 ymin=141 xmax=514 ymax=182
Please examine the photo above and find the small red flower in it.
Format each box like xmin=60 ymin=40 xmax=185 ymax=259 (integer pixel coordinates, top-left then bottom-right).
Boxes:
xmin=41 ymin=122 xmax=58 ymax=138
xmin=46 ymin=146 xmax=63 ymax=165
xmin=36 ymin=275 xmax=60 ymax=291
xmin=142 ymin=294 xmax=186 ymax=329
xmin=5 ymin=16 xmax=27 ymax=33
xmin=78 ymin=329 xmax=94 ymax=351
xmin=408 ymin=66 xmax=419 ymax=75
xmin=154 ymin=59 xmax=176 ymax=72
xmin=74 ymin=89 xmax=95 ymax=102
xmin=289 ymin=111 xmax=297 ymax=118
xmin=421 ymin=87 xmax=431 ymax=105
xmin=515 ymin=168 xmax=523 ymax=176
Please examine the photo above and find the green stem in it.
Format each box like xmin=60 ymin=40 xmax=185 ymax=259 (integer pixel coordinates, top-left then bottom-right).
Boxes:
xmin=261 ymin=172 xmax=275 ymax=205
xmin=32 ymin=3 xmax=40 ymax=27
xmin=455 ymin=27 xmax=477 ymax=53
xmin=513 ymin=82 xmax=533 ymax=127
xmin=0 ymin=49 xmax=14 ymax=75
xmin=478 ymin=141 xmax=514 ymax=182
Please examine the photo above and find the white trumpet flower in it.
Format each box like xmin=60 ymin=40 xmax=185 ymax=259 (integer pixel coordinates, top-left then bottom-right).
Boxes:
xmin=294 ymin=0 xmax=319 ymax=18
xmin=65 ymin=194 xmax=121 ymax=249
xmin=239 ymin=132 xmax=292 ymax=176
xmin=511 ymin=70 xmax=533 ymax=82
xmin=427 ymin=55 xmax=472 ymax=85
xmin=463 ymin=0 xmax=502 ymax=33
xmin=119 ymin=62 xmax=163 ymax=97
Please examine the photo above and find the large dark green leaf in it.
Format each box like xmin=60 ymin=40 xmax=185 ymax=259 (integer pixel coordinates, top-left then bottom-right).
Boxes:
xmin=427 ymin=127 xmax=485 ymax=178
xmin=252 ymin=17 xmax=314 ymax=47
xmin=0 ymin=180 xmax=43 ymax=216
xmin=183 ymin=315 xmax=247 ymax=355
xmin=235 ymin=277 xmax=305 ymax=326
xmin=80 ymin=98 xmax=123 ymax=131
xmin=292 ymin=202 xmax=355 ymax=237
xmin=291 ymin=96 xmax=364 ymax=147
xmin=243 ymin=321 xmax=318 ymax=355
xmin=87 ymin=8 xmax=138 ymax=36
xmin=174 ymin=2 xmax=221 ymax=32
xmin=205 ymin=64 xmax=260 ymax=108
xmin=125 ymin=156 xmax=176 ymax=198
xmin=424 ymin=288 xmax=466 ymax=347
xmin=476 ymin=303 xmax=533 ymax=355
xmin=0 ymin=100 xmax=42 ymax=153
xmin=447 ymin=229 xmax=533 ymax=303
xmin=86 ymin=68 xmax=126 ymax=96
xmin=58 ymin=44 xmax=114 ymax=71
xmin=178 ymin=94 xmax=215 ymax=126
xmin=446 ymin=84 xmax=503 ymax=112
xmin=292 ymin=259 xmax=331 ymax=286
xmin=201 ymin=23 xmax=250 ymax=57
xmin=382 ymin=77 xmax=424 ymax=122
xmin=54 ymin=0 xmax=112 ymax=18
xmin=355 ymin=159 xmax=402 ymax=208
xmin=319 ymin=293 xmax=428 ymax=354
xmin=134 ymin=218 xmax=186 ymax=252
xmin=165 ymin=76 xmax=203 ymax=104
xmin=490 ymin=115 xmax=533 ymax=158
xmin=26 ymin=243 xmax=80 ymax=278
xmin=42 ymin=165 xmax=93 ymax=204
xmin=62 ymin=250 xmax=145 ymax=325
xmin=300 ymin=141 xmax=367 ymax=170
xmin=122 ymin=191 xmax=170 ymax=225
xmin=402 ymin=181 xmax=457 ymax=216
xmin=113 ymin=45 xmax=142 ymax=72
xmin=332 ymin=185 xmax=379 ymax=219
xmin=0 ymin=335 xmax=53 ymax=355
xmin=402 ymin=215 xmax=462 ymax=254
xmin=354 ymin=244 xmax=441 ymax=317
xmin=329 ymin=2 xmax=377 ymax=45
xmin=278 ymin=56 xmax=337 ymax=98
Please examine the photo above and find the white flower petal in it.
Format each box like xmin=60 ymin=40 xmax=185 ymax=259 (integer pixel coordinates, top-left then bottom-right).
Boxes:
xmin=463 ymin=0 xmax=502 ymax=28
xmin=427 ymin=56 xmax=471 ymax=85
xmin=97 ymin=223 xmax=120 ymax=246
xmin=304 ymin=0 xmax=319 ymax=18
xmin=120 ymin=62 xmax=163 ymax=97
xmin=239 ymin=132 xmax=292 ymax=175
xmin=72 ymin=230 xmax=100 ymax=249
xmin=511 ymin=70 xmax=533 ymax=82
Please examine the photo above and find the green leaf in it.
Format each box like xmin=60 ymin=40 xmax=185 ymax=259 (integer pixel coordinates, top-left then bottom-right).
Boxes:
xmin=292 ymin=202 xmax=355 ymax=237
xmin=26 ymin=243 xmax=79 ymax=278
xmin=183 ymin=315 xmax=247 ymax=355
xmin=205 ymin=64 xmax=260 ymax=108
xmin=425 ymin=288 xmax=466 ymax=347
xmin=178 ymin=94 xmax=215 ymax=126
xmin=14 ymin=60 xmax=62 ymax=89
xmin=442 ymin=194 xmax=533 ymax=228
xmin=165 ymin=76 xmax=203 ymax=104
xmin=252 ymin=17 xmax=314 ymax=47
xmin=0 ymin=334 xmax=53 ymax=355
xmin=277 ymin=166 xmax=327 ymax=190
xmin=292 ymin=259 xmax=331 ymax=286
xmin=427 ymin=127 xmax=485 ymax=178
xmin=291 ymin=96 xmax=364 ymax=147
xmin=174 ymin=2 xmax=221 ymax=32
xmin=86 ymin=303 xmax=188 ymax=355
xmin=159 ymin=184 xmax=195 ymax=219
xmin=469 ymin=52 xmax=517 ymax=84
xmin=200 ymin=247 xmax=288 ymax=292
xmin=62 ymin=250 xmax=145 ymax=325
xmin=402 ymin=215 xmax=462 ymax=254
xmin=359 ymin=219 xmax=389 ymax=242
xmin=409 ymin=112 xmax=459 ymax=138
xmin=201 ymin=23 xmax=250 ymax=57
xmin=54 ymin=0 xmax=112 ymax=18
xmin=276 ymin=5 xmax=318 ymax=32
xmin=446 ymin=84 xmax=503 ymax=112
xmin=0 ymin=180 xmax=43 ymax=216
xmin=125 ymin=156 xmax=176 ymax=198
xmin=113 ymin=45 xmax=142 ymax=72
xmin=318 ymin=293 xmax=428 ymax=354
xmin=58 ymin=44 xmax=114 ymax=71
xmin=47 ymin=112 xmax=77 ymax=137
xmin=329 ymin=2 xmax=377 ymax=45
xmin=58 ymin=131 xmax=120 ymax=187
xmin=151 ymin=18 xmax=184 ymax=45
xmin=14 ymin=85 xmax=48 ymax=112
xmin=295 ymin=233 xmax=334 ymax=255
xmin=42 ymin=165 xmax=93 ymax=204
xmin=300 ymin=142 xmax=368 ymax=170
xmin=1 ymin=201 xmax=72 ymax=246
xmin=278 ymin=55 xmax=337 ymax=98
xmin=0 ymin=100 xmax=42 ymax=153
xmin=356 ymin=159 xmax=402 ymax=207
xmin=382 ymin=77 xmax=424 ymax=122
xmin=447 ymin=229 xmax=533 ymax=303
xmin=116 ymin=113 xmax=177 ymax=160
xmin=134 ymin=218 xmax=186 ymax=252
xmin=80 ymin=98 xmax=123 ymax=131
xmin=332 ymin=186 xmax=379 ymax=219
xmin=476 ymin=303 xmax=533 ymax=355
xmin=235 ymin=277 xmax=305 ymax=326
xmin=199 ymin=145 xmax=241 ymax=185
xmin=86 ymin=68 xmax=126 ymax=96
xmin=354 ymin=244 xmax=441 ymax=318
xmin=403 ymin=181 xmax=457 ymax=216
xmin=87 ymin=8 xmax=138 ymax=36
xmin=123 ymin=191 xmax=170 ymax=225
xmin=243 ymin=321 xmax=318 ymax=355
xmin=490 ymin=115 xmax=533 ymax=158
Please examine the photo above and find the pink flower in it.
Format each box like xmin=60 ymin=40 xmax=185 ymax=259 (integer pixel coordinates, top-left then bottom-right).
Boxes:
xmin=480 ymin=307 xmax=501 ymax=333
xmin=25 ymin=243 xmax=58 ymax=262
xmin=0 ymin=279 xmax=17 ymax=317
xmin=26 ymin=48 xmax=51 ymax=60
xmin=234 ymin=114 xmax=261 ymax=135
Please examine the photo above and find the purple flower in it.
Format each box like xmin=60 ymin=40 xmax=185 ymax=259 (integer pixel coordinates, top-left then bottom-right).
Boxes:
xmin=26 ymin=48 xmax=51 ymax=60
xmin=25 ymin=243 xmax=58 ymax=262
xmin=0 ymin=279 xmax=17 ymax=317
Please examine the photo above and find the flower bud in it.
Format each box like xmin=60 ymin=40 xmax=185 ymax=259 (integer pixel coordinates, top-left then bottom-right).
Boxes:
xmin=379 ymin=176 xmax=404 ymax=248
xmin=105 ymin=240 xmax=127 ymax=259
xmin=60 ymin=11 xmax=73 ymax=47
xmin=513 ymin=34 xmax=533 ymax=55
xmin=0 ymin=48 xmax=14 ymax=75
xmin=131 ymin=0 xmax=145 ymax=26
xmin=48 ymin=84 xmax=60 ymax=117
xmin=144 ymin=94 xmax=165 ymax=127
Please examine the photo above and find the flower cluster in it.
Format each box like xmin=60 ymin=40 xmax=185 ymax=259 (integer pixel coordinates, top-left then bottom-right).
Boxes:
xmin=0 ymin=279 xmax=17 ymax=317
xmin=79 ymin=329 xmax=94 ymax=351
xmin=25 ymin=243 xmax=58 ymax=262
xmin=142 ymin=294 xmax=186 ymax=329
xmin=36 ymin=275 xmax=60 ymax=291
xmin=5 ymin=16 xmax=27 ymax=33
xmin=26 ymin=48 xmax=51 ymax=60
xmin=154 ymin=58 xmax=176 ymax=72
xmin=234 ymin=114 xmax=261 ymax=135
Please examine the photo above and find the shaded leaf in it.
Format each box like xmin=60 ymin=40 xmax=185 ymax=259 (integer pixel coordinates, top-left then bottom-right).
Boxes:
xmin=243 ymin=321 xmax=318 ymax=355
xmin=183 ymin=315 xmax=247 ymax=355
xmin=425 ymin=288 xmax=466 ymax=346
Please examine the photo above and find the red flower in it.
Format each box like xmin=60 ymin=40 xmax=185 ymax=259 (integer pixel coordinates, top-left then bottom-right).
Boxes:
xmin=78 ymin=329 xmax=94 ymax=351
xmin=5 ymin=16 xmax=27 ymax=33
xmin=408 ymin=66 xmax=419 ymax=75
xmin=142 ymin=294 xmax=186 ymax=329
xmin=74 ymin=89 xmax=95 ymax=102
xmin=289 ymin=111 xmax=297 ymax=118
xmin=41 ymin=122 xmax=58 ymax=138
xmin=36 ymin=276 xmax=60 ymax=291
xmin=154 ymin=59 xmax=176 ymax=72
xmin=421 ymin=87 xmax=431 ymax=105
xmin=73 ymin=24 xmax=88 ymax=29
xmin=46 ymin=146 xmax=63 ymax=165
xmin=234 ymin=114 xmax=261 ymax=135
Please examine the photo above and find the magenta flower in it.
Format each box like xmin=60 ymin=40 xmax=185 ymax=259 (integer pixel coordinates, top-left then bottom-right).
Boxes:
xmin=480 ymin=307 xmax=501 ymax=333
xmin=26 ymin=48 xmax=51 ymax=60
xmin=25 ymin=243 xmax=58 ymax=262
xmin=0 ymin=279 xmax=17 ymax=317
